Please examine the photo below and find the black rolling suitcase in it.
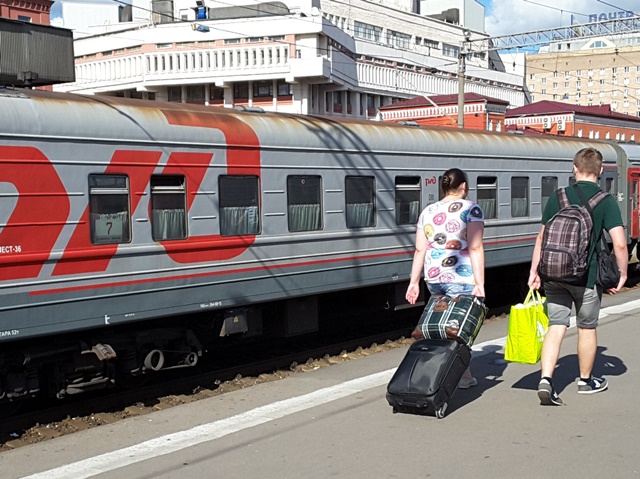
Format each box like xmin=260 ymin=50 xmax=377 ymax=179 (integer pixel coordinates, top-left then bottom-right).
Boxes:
xmin=386 ymin=338 xmax=471 ymax=418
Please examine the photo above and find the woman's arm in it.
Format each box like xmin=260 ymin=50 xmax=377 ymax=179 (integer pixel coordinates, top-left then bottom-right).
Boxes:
xmin=405 ymin=229 xmax=428 ymax=305
xmin=467 ymin=221 xmax=485 ymax=298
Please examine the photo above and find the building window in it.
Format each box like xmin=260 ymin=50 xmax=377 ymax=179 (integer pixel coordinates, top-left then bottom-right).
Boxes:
xmin=477 ymin=176 xmax=497 ymax=219
xmin=333 ymin=91 xmax=343 ymax=113
xmin=277 ymin=80 xmax=292 ymax=97
xmin=219 ymin=176 xmax=260 ymax=236
xmin=210 ymin=85 xmax=224 ymax=101
xmin=395 ymin=176 xmax=421 ymax=225
xmin=89 ymin=175 xmax=131 ymax=245
xmin=511 ymin=177 xmax=529 ymax=217
xmin=345 ymin=176 xmax=375 ymax=228
xmin=287 ymin=176 xmax=322 ymax=232
xmin=151 ymin=176 xmax=187 ymax=241
xmin=17 ymin=15 xmax=31 ymax=22
xmin=354 ymin=21 xmax=382 ymax=42
xmin=168 ymin=86 xmax=182 ymax=102
xmin=254 ymin=80 xmax=273 ymax=98
xmin=442 ymin=43 xmax=460 ymax=58
xmin=233 ymin=82 xmax=249 ymax=99
xmin=387 ymin=30 xmax=411 ymax=49
xmin=186 ymin=85 xmax=205 ymax=103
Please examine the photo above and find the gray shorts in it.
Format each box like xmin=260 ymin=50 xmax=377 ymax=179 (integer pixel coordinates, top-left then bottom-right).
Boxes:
xmin=544 ymin=281 xmax=603 ymax=329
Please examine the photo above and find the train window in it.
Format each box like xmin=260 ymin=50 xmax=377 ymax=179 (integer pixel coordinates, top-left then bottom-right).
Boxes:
xmin=150 ymin=176 xmax=187 ymax=241
xmin=395 ymin=176 xmax=421 ymax=225
xmin=476 ymin=176 xmax=497 ymax=219
xmin=345 ymin=176 xmax=375 ymax=228
xmin=511 ymin=177 xmax=530 ymax=217
xmin=287 ymin=175 xmax=322 ymax=232
xmin=604 ymin=177 xmax=614 ymax=193
xmin=541 ymin=176 xmax=558 ymax=213
xmin=219 ymin=175 xmax=260 ymax=236
xmin=88 ymin=175 xmax=131 ymax=244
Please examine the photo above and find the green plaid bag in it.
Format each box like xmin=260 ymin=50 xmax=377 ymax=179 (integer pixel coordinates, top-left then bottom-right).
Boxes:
xmin=416 ymin=294 xmax=487 ymax=347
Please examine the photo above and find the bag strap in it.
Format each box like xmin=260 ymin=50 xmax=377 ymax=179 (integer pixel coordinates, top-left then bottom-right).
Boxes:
xmin=572 ymin=184 xmax=610 ymax=254
xmin=557 ymin=188 xmax=570 ymax=209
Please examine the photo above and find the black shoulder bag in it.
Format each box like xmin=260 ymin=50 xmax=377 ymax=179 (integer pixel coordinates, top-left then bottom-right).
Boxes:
xmin=573 ymin=185 xmax=621 ymax=290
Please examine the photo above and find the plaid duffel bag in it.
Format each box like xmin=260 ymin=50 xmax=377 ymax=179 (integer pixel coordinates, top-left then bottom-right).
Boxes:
xmin=412 ymin=294 xmax=488 ymax=347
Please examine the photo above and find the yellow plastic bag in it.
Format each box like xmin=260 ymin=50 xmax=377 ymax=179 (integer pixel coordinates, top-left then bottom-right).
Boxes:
xmin=504 ymin=289 xmax=549 ymax=364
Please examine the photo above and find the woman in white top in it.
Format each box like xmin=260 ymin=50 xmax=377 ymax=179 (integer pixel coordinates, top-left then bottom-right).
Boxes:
xmin=405 ymin=168 xmax=485 ymax=388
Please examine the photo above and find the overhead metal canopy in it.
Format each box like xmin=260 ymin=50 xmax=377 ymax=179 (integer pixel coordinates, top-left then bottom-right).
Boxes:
xmin=466 ymin=14 xmax=640 ymax=53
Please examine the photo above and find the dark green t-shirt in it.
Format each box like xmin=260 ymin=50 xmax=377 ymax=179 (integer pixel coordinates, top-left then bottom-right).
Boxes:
xmin=541 ymin=181 xmax=624 ymax=288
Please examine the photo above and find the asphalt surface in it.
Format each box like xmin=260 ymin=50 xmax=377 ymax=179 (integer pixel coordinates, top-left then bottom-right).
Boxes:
xmin=3 ymin=288 xmax=639 ymax=479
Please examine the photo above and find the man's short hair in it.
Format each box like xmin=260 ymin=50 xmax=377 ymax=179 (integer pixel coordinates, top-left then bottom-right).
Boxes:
xmin=573 ymin=147 xmax=603 ymax=176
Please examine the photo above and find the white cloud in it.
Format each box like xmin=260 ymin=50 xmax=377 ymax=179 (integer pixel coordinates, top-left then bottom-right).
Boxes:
xmin=484 ymin=0 xmax=638 ymax=37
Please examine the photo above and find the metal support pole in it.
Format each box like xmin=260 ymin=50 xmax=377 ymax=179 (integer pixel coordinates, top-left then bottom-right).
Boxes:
xmin=457 ymin=30 xmax=470 ymax=129
xmin=457 ymin=52 xmax=466 ymax=129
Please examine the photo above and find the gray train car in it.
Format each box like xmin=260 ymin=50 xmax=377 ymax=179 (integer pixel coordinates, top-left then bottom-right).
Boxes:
xmin=0 ymin=88 xmax=634 ymax=403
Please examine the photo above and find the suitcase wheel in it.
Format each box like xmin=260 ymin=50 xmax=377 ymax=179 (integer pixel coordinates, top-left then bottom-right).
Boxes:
xmin=435 ymin=403 xmax=448 ymax=419
xmin=392 ymin=407 xmax=398 ymax=414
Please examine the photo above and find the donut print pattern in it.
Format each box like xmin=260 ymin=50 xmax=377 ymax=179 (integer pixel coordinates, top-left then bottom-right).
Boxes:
xmin=416 ymin=199 xmax=484 ymax=287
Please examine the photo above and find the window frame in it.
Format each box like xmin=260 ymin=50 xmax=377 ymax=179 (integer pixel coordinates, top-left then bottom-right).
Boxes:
xmin=394 ymin=176 xmax=421 ymax=225
xmin=150 ymin=175 xmax=188 ymax=241
xmin=511 ymin=176 xmax=530 ymax=218
xmin=218 ymin=175 xmax=260 ymax=236
xmin=286 ymin=175 xmax=323 ymax=232
xmin=345 ymin=176 xmax=375 ymax=228
xmin=88 ymin=174 xmax=132 ymax=245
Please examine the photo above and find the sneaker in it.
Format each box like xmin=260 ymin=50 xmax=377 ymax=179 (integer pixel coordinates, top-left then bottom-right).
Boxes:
xmin=537 ymin=378 xmax=564 ymax=406
xmin=458 ymin=377 xmax=478 ymax=389
xmin=577 ymin=376 xmax=608 ymax=394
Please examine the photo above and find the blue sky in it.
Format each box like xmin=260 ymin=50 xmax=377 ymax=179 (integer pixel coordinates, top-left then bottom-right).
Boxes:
xmin=50 ymin=0 xmax=639 ymax=38
xmin=478 ymin=0 xmax=638 ymax=37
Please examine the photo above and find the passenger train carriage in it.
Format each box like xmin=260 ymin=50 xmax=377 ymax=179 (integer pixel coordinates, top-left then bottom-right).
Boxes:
xmin=0 ymin=88 xmax=638 ymax=405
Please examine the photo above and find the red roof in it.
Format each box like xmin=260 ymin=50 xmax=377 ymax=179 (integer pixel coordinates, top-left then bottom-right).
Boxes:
xmin=379 ymin=93 xmax=510 ymax=110
xmin=506 ymin=100 xmax=640 ymax=124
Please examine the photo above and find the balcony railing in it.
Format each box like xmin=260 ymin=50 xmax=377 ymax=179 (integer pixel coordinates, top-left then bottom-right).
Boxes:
xmin=60 ymin=44 xmax=293 ymax=91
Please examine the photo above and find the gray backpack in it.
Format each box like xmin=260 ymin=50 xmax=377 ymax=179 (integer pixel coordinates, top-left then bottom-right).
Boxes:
xmin=537 ymin=185 xmax=608 ymax=285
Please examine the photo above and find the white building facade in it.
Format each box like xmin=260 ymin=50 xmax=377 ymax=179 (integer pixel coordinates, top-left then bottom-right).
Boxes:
xmin=53 ymin=0 xmax=527 ymax=117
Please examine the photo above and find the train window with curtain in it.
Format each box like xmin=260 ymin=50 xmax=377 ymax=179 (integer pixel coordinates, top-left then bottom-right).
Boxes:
xmin=511 ymin=177 xmax=530 ymax=217
xmin=89 ymin=175 xmax=131 ymax=244
xmin=219 ymin=175 xmax=260 ymax=236
xmin=476 ymin=176 xmax=497 ymax=219
xmin=395 ymin=176 xmax=421 ymax=225
xmin=287 ymin=175 xmax=322 ymax=232
xmin=150 ymin=175 xmax=187 ymax=241
xmin=541 ymin=176 xmax=558 ymax=213
xmin=345 ymin=176 xmax=375 ymax=228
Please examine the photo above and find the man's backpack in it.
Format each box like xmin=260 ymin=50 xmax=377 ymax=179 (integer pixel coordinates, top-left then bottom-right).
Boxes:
xmin=537 ymin=185 xmax=608 ymax=285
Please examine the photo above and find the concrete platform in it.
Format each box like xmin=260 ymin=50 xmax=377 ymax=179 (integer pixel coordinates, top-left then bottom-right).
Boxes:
xmin=3 ymin=289 xmax=640 ymax=479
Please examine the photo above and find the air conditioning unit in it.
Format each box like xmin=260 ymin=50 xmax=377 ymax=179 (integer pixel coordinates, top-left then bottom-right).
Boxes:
xmin=557 ymin=118 xmax=566 ymax=131
xmin=542 ymin=116 xmax=551 ymax=129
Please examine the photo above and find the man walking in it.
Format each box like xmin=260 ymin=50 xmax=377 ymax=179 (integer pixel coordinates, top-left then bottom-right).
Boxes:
xmin=528 ymin=147 xmax=627 ymax=405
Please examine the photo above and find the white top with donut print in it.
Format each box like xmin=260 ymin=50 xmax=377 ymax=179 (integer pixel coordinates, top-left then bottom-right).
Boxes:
xmin=416 ymin=199 xmax=484 ymax=285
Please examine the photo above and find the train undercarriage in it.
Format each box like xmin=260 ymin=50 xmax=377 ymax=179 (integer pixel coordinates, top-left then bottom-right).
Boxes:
xmin=0 ymin=282 xmax=416 ymax=413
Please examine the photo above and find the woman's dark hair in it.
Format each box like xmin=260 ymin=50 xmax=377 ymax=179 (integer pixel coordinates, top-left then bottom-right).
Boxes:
xmin=441 ymin=168 xmax=468 ymax=194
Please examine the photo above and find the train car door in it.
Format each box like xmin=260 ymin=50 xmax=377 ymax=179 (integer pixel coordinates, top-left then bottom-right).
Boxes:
xmin=628 ymin=169 xmax=640 ymax=239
